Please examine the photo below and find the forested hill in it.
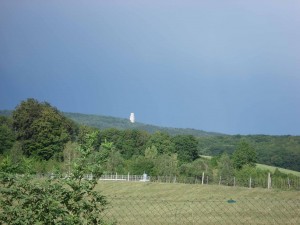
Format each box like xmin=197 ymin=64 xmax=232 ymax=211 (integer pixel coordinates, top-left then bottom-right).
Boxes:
xmin=63 ymin=112 xmax=223 ymax=136
xmin=1 ymin=109 xmax=300 ymax=171
xmin=0 ymin=110 xmax=222 ymax=136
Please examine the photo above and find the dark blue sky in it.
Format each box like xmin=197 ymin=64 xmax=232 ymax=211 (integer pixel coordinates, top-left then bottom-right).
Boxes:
xmin=1 ymin=0 xmax=300 ymax=135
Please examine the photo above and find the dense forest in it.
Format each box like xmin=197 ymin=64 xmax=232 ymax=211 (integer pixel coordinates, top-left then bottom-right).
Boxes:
xmin=0 ymin=99 xmax=300 ymax=181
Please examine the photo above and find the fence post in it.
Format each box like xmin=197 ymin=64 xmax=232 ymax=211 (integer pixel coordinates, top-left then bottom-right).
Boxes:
xmin=202 ymin=172 xmax=204 ymax=185
xmin=233 ymin=177 xmax=236 ymax=187
xmin=249 ymin=177 xmax=252 ymax=189
xmin=268 ymin=173 xmax=271 ymax=189
xmin=219 ymin=176 xmax=222 ymax=185
xmin=287 ymin=177 xmax=290 ymax=189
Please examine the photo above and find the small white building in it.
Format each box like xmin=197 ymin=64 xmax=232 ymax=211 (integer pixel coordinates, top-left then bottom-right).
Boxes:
xmin=130 ymin=113 xmax=135 ymax=123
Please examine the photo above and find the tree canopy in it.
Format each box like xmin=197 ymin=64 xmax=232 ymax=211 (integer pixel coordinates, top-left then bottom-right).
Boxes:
xmin=12 ymin=98 xmax=77 ymax=160
xmin=232 ymin=141 xmax=257 ymax=169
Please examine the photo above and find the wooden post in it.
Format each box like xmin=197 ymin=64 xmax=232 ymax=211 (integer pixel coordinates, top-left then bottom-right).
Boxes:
xmin=233 ymin=177 xmax=236 ymax=187
xmin=288 ymin=178 xmax=290 ymax=189
xmin=267 ymin=173 xmax=271 ymax=189
xmin=249 ymin=177 xmax=252 ymax=189
xmin=202 ymin=172 xmax=204 ymax=185
xmin=219 ymin=176 xmax=222 ymax=185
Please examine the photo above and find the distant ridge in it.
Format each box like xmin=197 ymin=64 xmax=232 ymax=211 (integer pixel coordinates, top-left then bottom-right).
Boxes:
xmin=63 ymin=112 xmax=224 ymax=136
xmin=0 ymin=110 xmax=223 ymax=136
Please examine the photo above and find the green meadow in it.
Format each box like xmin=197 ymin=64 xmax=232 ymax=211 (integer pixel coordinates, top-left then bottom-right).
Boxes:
xmin=97 ymin=181 xmax=300 ymax=225
xmin=256 ymin=163 xmax=300 ymax=177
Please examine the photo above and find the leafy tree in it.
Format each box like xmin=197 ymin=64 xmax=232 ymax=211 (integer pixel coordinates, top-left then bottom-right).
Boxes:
xmin=117 ymin=129 xmax=149 ymax=159
xmin=153 ymin=153 xmax=178 ymax=176
xmin=179 ymin=158 xmax=213 ymax=179
xmin=106 ymin=149 xmax=125 ymax=174
xmin=7 ymin=141 xmax=23 ymax=164
xmin=234 ymin=165 xmax=268 ymax=187
xmin=98 ymin=139 xmax=114 ymax=163
xmin=100 ymin=129 xmax=150 ymax=159
xmin=0 ymin=131 xmax=109 ymax=224
xmin=172 ymin=135 xmax=199 ymax=162
xmin=146 ymin=131 xmax=175 ymax=154
xmin=12 ymin=98 xmax=77 ymax=160
xmin=145 ymin=145 xmax=158 ymax=159
xmin=63 ymin=141 xmax=80 ymax=175
xmin=0 ymin=116 xmax=15 ymax=154
xmin=129 ymin=155 xmax=155 ymax=175
xmin=232 ymin=141 xmax=257 ymax=169
xmin=218 ymin=153 xmax=235 ymax=185
xmin=78 ymin=125 xmax=101 ymax=149
xmin=98 ymin=140 xmax=125 ymax=173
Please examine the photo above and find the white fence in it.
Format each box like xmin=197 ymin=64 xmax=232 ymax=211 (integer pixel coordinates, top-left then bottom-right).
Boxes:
xmin=99 ymin=173 xmax=150 ymax=182
xmin=37 ymin=172 xmax=300 ymax=189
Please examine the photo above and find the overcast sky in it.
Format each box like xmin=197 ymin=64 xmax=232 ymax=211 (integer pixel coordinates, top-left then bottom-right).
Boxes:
xmin=1 ymin=0 xmax=300 ymax=135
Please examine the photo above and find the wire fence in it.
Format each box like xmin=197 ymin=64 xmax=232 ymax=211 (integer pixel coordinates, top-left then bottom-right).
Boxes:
xmin=96 ymin=173 xmax=300 ymax=190
xmin=35 ymin=173 xmax=300 ymax=190
xmin=151 ymin=175 xmax=300 ymax=190
xmin=101 ymin=197 xmax=300 ymax=225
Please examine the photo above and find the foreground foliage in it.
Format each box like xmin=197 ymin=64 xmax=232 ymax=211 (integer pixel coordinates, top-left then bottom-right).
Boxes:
xmin=0 ymin=132 xmax=109 ymax=225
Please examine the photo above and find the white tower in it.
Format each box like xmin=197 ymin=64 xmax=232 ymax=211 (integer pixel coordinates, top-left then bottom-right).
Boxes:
xmin=130 ymin=113 xmax=135 ymax=123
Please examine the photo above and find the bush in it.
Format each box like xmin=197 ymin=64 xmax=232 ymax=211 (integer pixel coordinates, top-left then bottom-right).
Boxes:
xmin=0 ymin=131 xmax=111 ymax=225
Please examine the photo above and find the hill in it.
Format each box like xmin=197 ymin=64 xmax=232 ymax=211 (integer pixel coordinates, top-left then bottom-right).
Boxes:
xmin=1 ymin=110 xmax=300 ymax=172
xmin=0 ymin=110 xmax=222 ymax=136
xmin=63 ymin=112 xmax=223 ymax=136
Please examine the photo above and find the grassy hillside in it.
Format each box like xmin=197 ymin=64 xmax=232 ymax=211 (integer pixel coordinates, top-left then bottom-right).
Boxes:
xmin=63 ymin=112 xmax=223 ymax=136
xmin=0 ymin=110 xmax=223 ymax=136
xmin=256 ymin=164 xmax=300 ymax=176
xmin=201 ymin=155 xmax=300 ymax=176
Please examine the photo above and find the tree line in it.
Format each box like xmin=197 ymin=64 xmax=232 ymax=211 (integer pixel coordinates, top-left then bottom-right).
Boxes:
xmin=0 ymin=98 xmax=299 ymax=181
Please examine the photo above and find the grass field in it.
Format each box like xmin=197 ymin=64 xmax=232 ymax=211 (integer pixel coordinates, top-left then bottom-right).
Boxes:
xmin=256 ymin=163 xmax=300 ymax=176
xmin=96 ymin=181 xmax=300 ymax=225
xmin=200 ymin=155 xmax=300 ymax=177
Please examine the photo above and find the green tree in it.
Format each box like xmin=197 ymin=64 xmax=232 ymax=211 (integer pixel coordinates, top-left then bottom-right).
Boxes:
xmin=100 ymin=129 xmax=150 ymax=159
xmin=146 ymin=131 xmax=175 ymax=154
xmin=12 ymin=99 xmax=77 ymax=160
xmin=218 ymin=153 xmax=235 ymax=185
xmin=172 ymin=135 xmax=199 ymax=162
xmin=153 ymin=153 xmax=178 ymax=176
xmin=98 ymin=140 xmax=125 ymax=173
xmin=129 ymin=155 xmax=155 ymax=175
xmin=63 ymin=141 xmax=80 ymax=175
xmin=145 ymin=145 xmax=158 ymax=159
xmin=179 ymin=158 xmax=212 ymax=179
xmin=0 ymin=130 xmax=108 ymax=224
xmin=232 ymin=141 xmax=257 ymax=170
xmin=0 ymin=116 xmax=15 ymax=154
xmin=106 ymin=149 xmax=125 ymax=173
